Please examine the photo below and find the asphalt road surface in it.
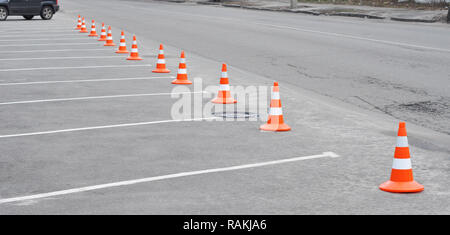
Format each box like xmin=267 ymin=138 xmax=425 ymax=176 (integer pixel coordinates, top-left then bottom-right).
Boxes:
xmin=0 ymin=0 xmax=449 ymax=214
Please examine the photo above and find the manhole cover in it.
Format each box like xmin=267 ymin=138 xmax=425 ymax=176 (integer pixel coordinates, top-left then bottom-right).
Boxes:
xmin=212 ymin=112 xmax=259 ymax=119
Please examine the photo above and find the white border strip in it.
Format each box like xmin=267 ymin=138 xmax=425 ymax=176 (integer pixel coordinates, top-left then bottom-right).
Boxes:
xmin=0 ymin=42 xmax=99 ymax=47
xmin=0 ymin=64 xmax=152 ymax=72
xmin=0 ymin=91 xmax=205 ymax=106
xmin=0 ymin=56 xmax=121 ymax=61
xmin=0 ymin=116 xmax=216 ymax=139
xmin=1 ymin=48 xmax=112 ymax=53
xmin=0 ymin=152 xmax=339 ymax=205
xmin=0 ymin=76 xmax=175 ymax=86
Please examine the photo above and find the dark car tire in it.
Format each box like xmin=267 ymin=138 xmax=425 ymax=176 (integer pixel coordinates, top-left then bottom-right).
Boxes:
xmin=23 ymin=15 xmax=34 ymax=20
xmin=0 ymin=6 xmax=8 ymax=21
xmin=40 ymin=6 xmax=54 ymax=20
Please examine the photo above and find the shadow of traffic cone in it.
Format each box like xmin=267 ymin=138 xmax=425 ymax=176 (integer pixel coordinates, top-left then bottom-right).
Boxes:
xmin=172 ymin=51 xmax=192 ymax=85
xmin=212 ymin=64 xmax=237 ymax=104
xmin=126 ymin=35 xmax=142 ymax=60
xmin=104 ymin=26 xmax=115 ymax=46
xmin=152 ymin=44 xmax=170 ymax=73
xmin=98 ymin=23 xmax=107 ymax=41
xmin=116 ymin=31 xmax=129 ymax=54
xmin=79 ymin=18 xmax=88 ymax=33
xmin=260 ymin=82 xmax=291 ymax=132
xmin=75 ymin=15 xmax=81 ymax=30
xmin=379 ymin=122 xmax=424 ymax=193
xmin=88 ymin=20 xmax=98 ymax=37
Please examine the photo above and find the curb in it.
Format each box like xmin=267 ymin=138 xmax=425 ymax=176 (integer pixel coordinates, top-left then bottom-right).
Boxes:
xmin=390 ymin=16 xmax=440 ymax=23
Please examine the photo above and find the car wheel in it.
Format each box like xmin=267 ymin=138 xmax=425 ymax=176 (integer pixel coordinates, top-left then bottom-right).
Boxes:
xmin=23 ymin=15 xmax=34 ymax=20
xmin=0 ymin=6 xmax=8 ymax=21
xmin=40 ymin=6 xmax=54 ymax=20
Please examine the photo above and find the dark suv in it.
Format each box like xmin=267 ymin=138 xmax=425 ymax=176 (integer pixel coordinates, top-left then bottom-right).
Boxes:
xmin=0 ymin=0 xmax=60 ymax=21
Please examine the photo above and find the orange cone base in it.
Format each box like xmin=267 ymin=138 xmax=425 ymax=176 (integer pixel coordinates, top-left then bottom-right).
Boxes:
xmin=260 ymin=123 xmax=291 ymax=132
xmin=212 ymin=97 xmax=237 ymax=104
xmin=80 ymin=30 xmax=88 ymax=33
xmin=152 ymin=68 xmax=170 ymax=73
xmin=379 ymin=180 xmax=424 ymax=193
xmin=116 ymin=50 xmax=130 ymax=54
xmin=75 ymin=27 xmax=81 ymax=30
xmin=104 ymin=43 xmax=116 ymax=46
xmin=127 ymin=56 xmax=142 ymax=60
xmin=88 ymin=34 xmax=98 ymax=37
xmin=172 ymin=79 xmax=192 ymax=85
xmin=98 ymin=38 xmax=107 ymax=41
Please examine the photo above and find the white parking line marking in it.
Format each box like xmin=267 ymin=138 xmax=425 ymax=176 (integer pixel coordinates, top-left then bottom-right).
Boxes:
xmin=0 ymin=42 xmax=99 ymax=47
xmin=0 ymin=56 xmax=121 ymax=61
xmin=0 ymin=116 xmax=217 ymax=139
xmin=0 ymin=38 xmax=94 ymax=42
xmin=0 ymin=64 xmax=152 ymax=72
xmin=0 ymin=34 xmax=93 ymax=38
xmin=1 ymin=48 xmax=111 ymax=53
xmin=0 ymin=76 xmax=175 ymax=86
xmin=0 ymin=91 xmax=205 ymax=106
xmin=0 ymin=152 xmax=339 ymax=205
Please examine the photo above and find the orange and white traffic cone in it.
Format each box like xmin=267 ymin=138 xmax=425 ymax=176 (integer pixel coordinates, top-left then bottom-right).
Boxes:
xmin=98 ymin=23 xmax=107 ymax=41
xmin=260 ymin=82 xmax=291 ymax=132
xmin=126 ymin=35 xmax=142 ymax=60
xmin=379 ymin=122 xmax=424 ymax=193
xmin=104 ymin=26 xmax=115 ymax=46
xmin=88 ymin=20 xmax=98 ymax=37
xmin=116 ymin=31 xmax=129 ymax=54
xmin=172 ymin=51 xmax=192 ymax=85
xmin=75 ymin=15 xmax=82 ymax=30
xmin=212 ymin=64 xmax=237 ymax=104
xmin=152 ymin=44 xmax=170 ymax=73
xmin=79 ymin=18 xmax=88 ymax=33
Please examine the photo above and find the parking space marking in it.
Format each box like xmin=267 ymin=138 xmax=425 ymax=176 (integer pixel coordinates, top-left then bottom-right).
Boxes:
xmin=0 ymin=34 xmax=92 ymax=38
xmin=0 ymin=152 xmax=339 ymax=205
xmin=0 ymin=38 xmax=94 ymax=42
xmin=0 ymin=116 xmax=218 ymax=139
xmin=1 ymin=48 xmax=112 ymax=53
xmin=0 ymin=42 xmax=99 ymax=47
xmin=0 ymin=91 xmax=205 ymax=106
xmin=0 ymin=56 xmax=122 ymax=61
xmin=0 ymin=64 xmax=152 ymax=72
xmin=0 ymin=76 xmax=175 ymax=86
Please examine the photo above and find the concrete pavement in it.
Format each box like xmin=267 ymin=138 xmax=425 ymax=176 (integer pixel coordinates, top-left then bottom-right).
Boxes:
xmin=0 ymin=0 xmax=449 ymax=214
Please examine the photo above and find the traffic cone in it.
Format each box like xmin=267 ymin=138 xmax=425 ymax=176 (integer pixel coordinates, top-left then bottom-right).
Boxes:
xmin=88 ymin=20 xmax=98 ymax=37
xmin=379 ymin=122 xmax=424 ymax=193
xmin=126 ymin=35 xmax=142 ymax=60
xmin=79 ymin=18 xmax=88 ymax=33
xmin=98 ymin=23 xmax=107 ymax=41
xmin=104 ymin=26 xmax=115 ymax=46
xmin=152 ymin=44 xmax=170 ymax=73
xmin=172 ymin=51 xmax=192 ymax=85
xmin=75 ymin=15 xmax=82 ymax=30
xmin=260 ymin=82 xmax=291 ymax=132
xmin=212 ymin=64 xmax=236 ymax=104
xmin=116 ymin=31 xmax=129 ymax=54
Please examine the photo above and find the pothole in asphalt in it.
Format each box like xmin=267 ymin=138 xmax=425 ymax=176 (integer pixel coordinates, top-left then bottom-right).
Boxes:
xmin=212 ymin=111 xmax=259 ymax=119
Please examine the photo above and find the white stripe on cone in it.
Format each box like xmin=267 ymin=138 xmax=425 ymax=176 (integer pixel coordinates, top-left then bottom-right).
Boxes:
xmin=219 ymin=84 xmax=230 ymax=91
xmin=392 ymin=158 xmax=412 ymax=170
xmin=269 ymin=107 xmax=283 ymax=115
xmin=396 ymin=136 xmax=409 ymax=147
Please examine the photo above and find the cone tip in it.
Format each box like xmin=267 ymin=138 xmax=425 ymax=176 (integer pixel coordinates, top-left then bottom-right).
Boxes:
xmin=181 ymin=50 xmax=185 ymax=57
xmin=159 ymin=44 xmax=163 ymax=49
xmin=399 ymin=122 xmax=406 ymax=128
xmin=222 ymin=63 xmax=227 ymax=71
xmin=274 ymin=81 xmax=279 ymax=86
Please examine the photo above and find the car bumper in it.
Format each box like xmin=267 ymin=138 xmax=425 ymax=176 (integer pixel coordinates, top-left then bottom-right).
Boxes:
xmin=54 ymin=5 xmax=60 ymax=12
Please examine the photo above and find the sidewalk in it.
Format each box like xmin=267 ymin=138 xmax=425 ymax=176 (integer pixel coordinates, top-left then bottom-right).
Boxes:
xmin=194 ymin=0 xmax=448 ymax=23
